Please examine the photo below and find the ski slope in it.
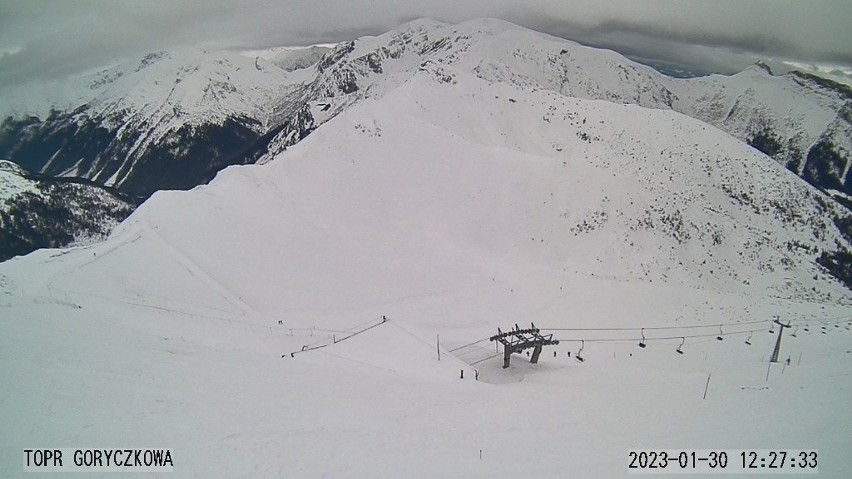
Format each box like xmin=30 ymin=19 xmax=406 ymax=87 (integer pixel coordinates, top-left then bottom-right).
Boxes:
xmin=2 ymin=53 xmax=851 ymax=477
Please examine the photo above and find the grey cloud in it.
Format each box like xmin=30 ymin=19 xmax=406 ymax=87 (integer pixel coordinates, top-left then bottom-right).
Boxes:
xmin=0 ymin=0 xmax=850 ymax=90
xmin=583 ymin=18 xmax=852 ymax=65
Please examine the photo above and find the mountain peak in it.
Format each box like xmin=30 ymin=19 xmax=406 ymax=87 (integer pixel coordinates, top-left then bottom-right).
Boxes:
xmin=2 ymin=17 xmax=851 ymax=271
xmin=748 ymin=61 xmax=774 ymax=75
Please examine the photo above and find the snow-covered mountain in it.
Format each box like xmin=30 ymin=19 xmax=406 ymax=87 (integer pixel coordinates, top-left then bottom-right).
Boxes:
xmin=675 ymin=66 xmax=852 ymax=205
xmin=0 ymin=48 xmax=313 ymax=198
xmin=0 ymin=160 xmax=136 ymax=261
xmin=108 ymin=61 xmax=852 ymax=300
xmin=237 ymin=44 xmax=335 ymax=72
xmin=293 ymin=18 xmax=851 ymax=204
xmin=1 ymin=17 xmax=850 ymax=273
xmin=2 ymin=36 xmax=852 ymax=476
xmin=2 ymin=18 xmax=849 ymax=202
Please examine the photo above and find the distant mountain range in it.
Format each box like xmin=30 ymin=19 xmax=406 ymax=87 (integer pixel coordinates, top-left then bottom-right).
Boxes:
xmin=0 ymin=18 xmax=850 ymax=274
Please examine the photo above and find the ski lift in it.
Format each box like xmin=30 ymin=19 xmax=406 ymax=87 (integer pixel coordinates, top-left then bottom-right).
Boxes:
xmin=716 ymin=326 xmax=724 ymax=341
xmin=638 ymin=328 xmax=647 ymax=348
xmin=745 ymin=332 xmax=753 ymax=346
xmin=769 ymin=320 xmax=775 ymax=334
xmin=791 ymin=326 xmax=799 ymax=338
xmin=675 ymin=337 xmax=685 ymax=355
xmin=575 ymin=340 xmax=585 ymax=362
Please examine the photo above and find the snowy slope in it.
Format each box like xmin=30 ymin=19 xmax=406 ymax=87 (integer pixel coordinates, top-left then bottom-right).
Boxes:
xmin=2 ymin=57 xmax=851 ymax=477
xmin=138 ymin=66 xmax=852 ymax=301
xmin=293 ymin=18 xmax=851 ymax=200
xmin=0 ymin=47 xmax=301 ymax=125
xmin=673 ymin=67 xmax=852 ymax=197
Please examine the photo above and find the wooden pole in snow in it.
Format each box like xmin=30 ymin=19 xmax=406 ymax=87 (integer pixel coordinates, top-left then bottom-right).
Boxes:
xmin=437 ymin=334 xmax=441 ymax=361
xmin=703 ymin=373 xmax=711 ymax=399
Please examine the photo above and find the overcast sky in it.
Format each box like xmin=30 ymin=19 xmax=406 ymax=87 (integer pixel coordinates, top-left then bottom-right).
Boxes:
xmin=1 ymin=0 xmax=850 ymax=89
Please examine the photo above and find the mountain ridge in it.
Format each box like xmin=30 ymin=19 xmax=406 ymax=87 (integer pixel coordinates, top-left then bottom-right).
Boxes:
xmin=86 ymin=61 xmax=851 ymax=305
xmin=2 ymin=18 xmax=848 ymax=199
xmin=0 ymin=17 xmax=850 ymax=263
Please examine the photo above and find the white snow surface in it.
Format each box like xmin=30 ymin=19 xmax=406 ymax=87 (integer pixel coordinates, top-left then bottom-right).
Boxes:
xmin=0 ymin=47 xmax=311 ymax=190
xmin=2 ymin=19 xmax=852 ymax=479
xmin=2 ymin=18 xmax=848 ymax=192
xmin=302 ymin=18 xmax=850 ymax=178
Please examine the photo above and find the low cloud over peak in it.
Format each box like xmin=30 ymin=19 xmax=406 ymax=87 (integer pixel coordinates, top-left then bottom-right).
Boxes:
xmin=1 ymin=1 xmax=850 ymax=88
